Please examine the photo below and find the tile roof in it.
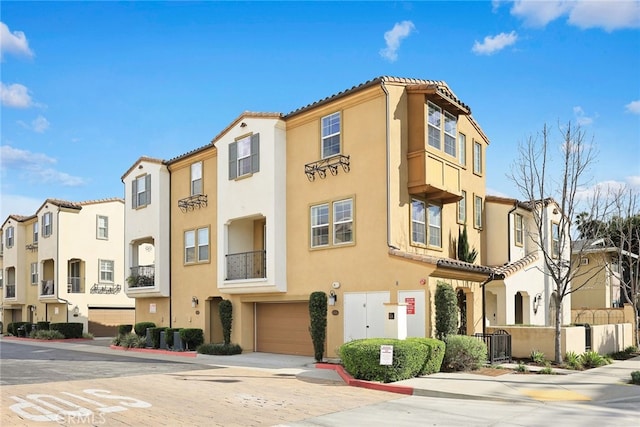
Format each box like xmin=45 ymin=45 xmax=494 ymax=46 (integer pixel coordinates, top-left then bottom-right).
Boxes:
xmin=388 ymin=248 xmax=493 ymax=274
xmin=492 ymin=252 xmax=540 ymax=278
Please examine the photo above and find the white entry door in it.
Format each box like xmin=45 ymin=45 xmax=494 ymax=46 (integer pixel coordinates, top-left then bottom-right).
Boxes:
xmin=343 ymin=292 xmax=390 ymax=342
xmin=398 ymin=290 xmax=426 ymax=337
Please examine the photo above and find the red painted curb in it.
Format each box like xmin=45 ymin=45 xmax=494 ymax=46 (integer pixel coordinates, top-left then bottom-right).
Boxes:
xmin=109 ymin=345 xmax=197 ymax=357
xmin=1 ymin=336 xmax=92 ymax=343
xmin=316 ymin=362 xmax=414 ymax=395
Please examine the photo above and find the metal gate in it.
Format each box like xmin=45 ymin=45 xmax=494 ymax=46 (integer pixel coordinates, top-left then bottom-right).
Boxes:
xmin=475 ymin=329 xmax=512 ymax=364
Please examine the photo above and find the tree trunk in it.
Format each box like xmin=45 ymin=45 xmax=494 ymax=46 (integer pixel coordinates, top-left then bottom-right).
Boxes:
xmin=555 ymin=295 xmax=563 ymax=364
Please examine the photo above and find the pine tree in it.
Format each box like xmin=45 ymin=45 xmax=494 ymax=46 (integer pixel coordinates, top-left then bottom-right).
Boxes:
xmin=457 ymin=225 xmax=477 ymax=263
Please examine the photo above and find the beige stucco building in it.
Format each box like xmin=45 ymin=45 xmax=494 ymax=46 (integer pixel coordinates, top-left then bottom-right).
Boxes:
xmin=1 ymin=198 xmax=133 ymax=335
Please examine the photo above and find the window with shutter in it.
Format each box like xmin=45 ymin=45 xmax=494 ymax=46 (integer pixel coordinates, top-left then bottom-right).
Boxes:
xmin=229 ymin=133 xmax=260 ymax=179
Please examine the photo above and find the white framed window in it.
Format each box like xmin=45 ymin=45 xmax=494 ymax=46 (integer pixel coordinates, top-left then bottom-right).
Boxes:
xmin=411 ymin=199 xmax=427 ymax=245
xmin=458 ymin=190 xmax=467 ymax=224
xmin=6 ymin=226 xmax=14 ymax=248
xmin=333 ymin=199 xmax=353 ymax=245
xmin=99 ymin=259 xmax=114 ymax=283
xmin=311 ymin=204 xmax=329 ymax=248
xmin=428 ymin=204 xmax=442 ymax=247
xmin=458 ymin=133 xmax=466 ymax=166
xmin=229 ymin=134 xmax=260 ymax=179
xmin=514 ymin=213 xmax=524 ymax=246
xmin=0 ymin=270 xmax=3 ymax=288
xmin=133 ymin=174 xmax=151 ymax=208
xmin=43 ymin=212 xmax=53 ymax=237
xmin=321 ymin=112 xmax=341 ymax=158
xmin=474 ymin=195 xmax=483 ymax=229
xmin=427 ymin=102 xmax=441 ymax=149
xmin=185 ymin=227 xmax=209 ymax=263
xmin=31 ymin=262 xmax=38 ymax=285
xmin=444 ymin=111 xmax=457 ymax=157
xmin=552 ymin=222 xmax=560 ymax=258
xmin=473 ymin=141 xmax=483 ymax=175
xmin=97 ymin=215 xmax=108 ymax=239
xmin=191 ymin=162 xmax=203 ymax=195
xmin=33 ymin=221 xmax=38 ymax=243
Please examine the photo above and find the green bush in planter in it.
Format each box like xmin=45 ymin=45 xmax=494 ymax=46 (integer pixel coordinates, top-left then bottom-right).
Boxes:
xmin=406 ymin=337 xmax=446 ymax=375
xmin=179 ymin=328 xmax=204 ymax=350
xmin=441 ymin=335 xmax=487 ymax=372
xmin=219 ymin=299 xmax=233 ymax=345
xmin=117 ymin=324 xmax=133 ymax=336
xmin=134 ymin=322 xmax=156 ymax=337
xmin=197 ymin=343 xmax=243 ymax=355
xmin=50 ymin=323 xmax=83 ymax=339
xmin=149 ymin=327 xmax=168 ymax=349
xmin=165 ymin=328 xmax=180 ymax=348
xmin=37 ymin=321 xmax=50 ymax=331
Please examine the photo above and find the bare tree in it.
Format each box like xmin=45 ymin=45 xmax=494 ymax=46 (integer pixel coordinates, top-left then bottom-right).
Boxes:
xmin=509 ymin=122 xmax=597 ymax=363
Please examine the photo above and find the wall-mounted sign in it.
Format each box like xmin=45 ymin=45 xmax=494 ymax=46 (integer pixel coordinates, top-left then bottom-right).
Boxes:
xmin=405 ymin=297 xmax=415 ymax=315
xmin=149 ymin=303 xmax=156 ymax=314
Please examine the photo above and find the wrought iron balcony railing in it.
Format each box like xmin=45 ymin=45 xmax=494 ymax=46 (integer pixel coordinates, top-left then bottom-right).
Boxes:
xmin=41 ymin=280 xmax=55 ymax=296
xmin=68 ymin=276 xmax=83 ymax=293
xmin=226 ymin=250 xmax=266 ymax=280
xmin=91 ymin=283 xmax=122 ymax=294
xmin=5 ymin=284 xmax=16 ymax=298
xmin=128 ymin=265 xmax=155 ymax=288
xmin=178 ymin=194 xmax=208 ymax=212
xmin=304 ymin=154 xmax=350 ymax=181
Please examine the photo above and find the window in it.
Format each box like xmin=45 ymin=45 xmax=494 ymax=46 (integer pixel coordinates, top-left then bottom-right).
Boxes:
xmin=411 ymin=199 xmax=441 ymax=247
xmin=0 ymin=270 xmax=3 ymax=288
xmin=33 ymin=221 xmax=38 ymax=243
xmin=333 ymin=199 xmax=353 ymax=245
xmin=229 ymin=134 xmax=260 ymax=179
xmin=458 ymin=133 xmax=466 ymax=166
xmin=132 ymin=174 xmax=151 ymax=208
xmin=514 ymin=213 xmax=524 ymax=246
xmin=458 ymin=190 xmax=467 ymax=224
xmin=42 ymin=212 xmax=53 ymax=237
xmin=6 ymin=226 xmax=14 ymax=248
xmin=311 ymin=204 xmax=329 ymax=247
xmin=191 ymin=162 xmax=203 ymax=195
xmin=444 ymin=112 xmax=457 ymax=157
xmin=474 ymin=195 xmax=483 ymax=229
xmin=97 ymin=215 xmax=108 ymax=239
xmin=185 ymin=227 xmax=209 ymax=263
xmin=473 ymin=141 xmax=483 ymax=175
xmin=551 ymin=223 xmax=560 ymax=258
xmin=428 ymin=204 xmax=442 ymax=247
xmin=321 ymin=112 xmax=341 ymax=158
xmin=31 ymin=263 xmax=38 ymax=284
xmin=427 ymin=102 xmax=441 ymax=149
xmin=99 ymin=260 xmax=114 ymax=283
xmin=411 ymin=199 xmax=426 ymax=245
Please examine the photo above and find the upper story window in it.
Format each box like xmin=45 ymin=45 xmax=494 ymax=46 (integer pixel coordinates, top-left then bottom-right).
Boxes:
xmin=473 ymin=141 xmax=483 ymax=175
xmin=310 ymin=197 xmax=354 ymax=248
xmin=458 ymin=190 xmax=467 ymax=224
xmin=474 ymin=195 xmax=483 ymax=229
xmin=0 ymin=270 xmax=3 ymax=288
xmin=321 ymin=112 xmax=341 ymax=158
xmin=191 ymin=162 xmax=203 ymax=195
xmin=99 ymin=259 xmax=114 ymax=283
xmin=427 ymin=102 xmax=441 ymax=150
xmin=97 ymin=215 xmax=109 ymax=240
xmin=42 ymin=212 xmax=53 ymax=237
xmin=229 ymin=134 xmax=260 ymax=179
xmin=33 ymin=221 xmax=38 ymax=243
xmin=444 ymin=112 xmax=457 ymax=157
xmin=428 ymin=102 xmax=458 ymax=159
xmin=411 ymin=199 xmax=442 ymax=248
xmin=551 ymin=222 xmax=560 ymax=258
xmin=514 ymin=213 xmax=524 ymax=247
xmin=132 ymin=174 xmax=151 ymax=208
xmin=31 ymin=262 xmax=38 ymax=285
xmin=6 ymin=226 xmax=14 ymax=248
xmin=184 ymin=227 xmax=209 ymax=264
xmin=458 ymin=133 xmax=466 ymax=166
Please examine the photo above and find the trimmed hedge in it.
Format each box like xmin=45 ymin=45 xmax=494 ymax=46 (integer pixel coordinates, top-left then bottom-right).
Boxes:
xmin=149 ymin=327 xmax=168 ymax=349
xmin=117 ymin=324 xmax=133 ymax=336
xmin=134 ymin=322 xmax=156 ymax=337
xmin=50 ymin=323 xmax=84 ymax=339
xmin=165 ymin=328 xmax=180 ymax=348
xmin=339 ymin=338 xmax=444 ymax=383
xmin=197 ymin=343 xmax=243 ymax=355
xmin=8 ymin=322 xmax=29 ymax=336
xmin=180 ymin=328 xmax=204 ymax=350
xmin=37 ymin=321 xmax=50 ymax=331
xmin=441 ymin=335 xmax=487 ymax=372
xmin=406 ymin=337 xmax=446 ymax=375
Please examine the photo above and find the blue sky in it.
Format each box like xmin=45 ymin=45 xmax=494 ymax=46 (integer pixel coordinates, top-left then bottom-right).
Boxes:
xmin=2 ymin=1 xmax=639 ymax=221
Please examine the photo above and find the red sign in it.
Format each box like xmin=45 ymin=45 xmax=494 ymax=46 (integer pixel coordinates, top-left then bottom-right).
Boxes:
xmin=405 ymin=297 xmax=415 ymax=315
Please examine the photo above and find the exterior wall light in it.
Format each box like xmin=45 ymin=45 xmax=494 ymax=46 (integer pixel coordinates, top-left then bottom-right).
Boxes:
xmin=328 ymin=290 xmax=337 ymax=306
xmin=191 ymin=296 xmax=199 ymax=308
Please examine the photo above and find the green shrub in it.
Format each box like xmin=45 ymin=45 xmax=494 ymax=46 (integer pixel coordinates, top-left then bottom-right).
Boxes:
xmin=149 ymin=327 xmax=167 ymax=349
xmin=82 ymin=332 xmax=94 ymax=339
xmin=631 ymin=371 xmax=640 ymax=385
xmin=197 ymin=343 xmax=243 ymax=355
xmin=165 ymin=328 xmax=180 ymax=348
xmin=564 ymin=351 xmax=583 ymax=370
xmin=309 ymin=291 xmax=328 ymax=362
xmin=8 ymin=322 xmax=29 ymax=336
xmin=624 ymin=346 xmax=638 ymax=354
xmin=111 ymin=335 xmax=122 ymax=346
xmin=120 ymin=333 xmax=147 ymax=348
xmin=50 ymin=323 xmax=83 ymax=338
xmin=580 ymin=351 xmax=610 ymax=369
xmin=180 ymin=328 xmax=204 ymax=350
xmin=30 ymin=330 xmax=65 ymax=340
xmin=539 ymin=364 xmax=555 ymax=375
xmin=219 ymin=299 xmax=233 ymax=345
xmin=441 ymin=335 xmax=487 ymax=372
xmin=515 ymin=361 xmax=528 ymax=373
xmin=406 ymin=337 xmax=446 ymax=375
xmin=134 ymin=322 xmax=156 ymax=337
xmin=530 ymin=349 xmax=546 ymax=365
xmin=339 ymin=338 xmax=428 ymax=383
xmin=36 ymin=321 xmax=50 ymax=331
xmin=435 ymin=282 xmax=458 ymax=340
xmin=117 ymin=324 xmax=133 ymax=335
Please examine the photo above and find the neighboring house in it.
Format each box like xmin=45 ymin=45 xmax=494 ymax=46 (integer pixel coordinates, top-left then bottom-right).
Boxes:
xmin=484 ymin=196 xmax=572 ymax=327
xmin=0 ymin=198 xmax=133 ymax=336
xmin=124 ymin=76 xmax=493 ymax=357
xmin=571 ymin=238 xmax=631 ymax=309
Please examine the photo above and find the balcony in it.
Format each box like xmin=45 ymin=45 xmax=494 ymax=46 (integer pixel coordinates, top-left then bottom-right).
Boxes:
xmin=91 ymin=283 xmax=122 ymax=294
xmin=41 ymin=280 xmax=55 ymax=296
xmin=5 ymin=284 xmax=16 ymax=298
xmin=226 ymin=250 xmax=266 ymax=280
xmin=128 ymin=265 xmax=155 ymax=288
xmin=178 ymin=194 xmax=208 ymax=213
xmin=407 ymin=151 xmax=462 ymax=204
xmin=304 ymin=155 xmax=350 ymax=181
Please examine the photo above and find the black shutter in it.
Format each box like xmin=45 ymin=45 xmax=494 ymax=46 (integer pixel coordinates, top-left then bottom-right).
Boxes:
xmin=251 ymin=133 xmax=260 ymax=174
xmin=229 ymin=141 xmax=238 ymax=180
xmin=145 ymin=174 xmax=151 ymax=205
xmin=132 ymin=179 xmax=138 ymax=208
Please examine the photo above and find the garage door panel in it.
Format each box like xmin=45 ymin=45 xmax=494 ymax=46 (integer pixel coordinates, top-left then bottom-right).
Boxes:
xmin=256 ymin=303 xmax=313 ymax=356
xmin=88 ymin=308 xmax=135 ymax=337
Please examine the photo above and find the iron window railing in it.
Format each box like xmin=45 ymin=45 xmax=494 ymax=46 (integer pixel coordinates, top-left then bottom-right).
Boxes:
xmin=226 ymin=250 xmax=266 ymax=280
xmin=128 ymin=265 xmax=155 ymax=288
xmin=5 ymin=284 xmax=16 ymax=298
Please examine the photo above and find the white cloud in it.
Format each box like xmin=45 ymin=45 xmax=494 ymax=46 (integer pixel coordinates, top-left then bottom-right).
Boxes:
xmin=1 ymin=82 xmax=32 ymax=108
xmin=472 ymin=31 xmax=518 ymax=55
xmin=379 ymin=21 xmax=416 ymax=62
xmin=625 ymin=100 xmax=640 ymax=114
xmin=573 ymin=106 xmax=595 ymax=126
xmin=507 ymin=0 xmax=640 ymax=31
xmin=0 ymin=22 xmax=34 ymax=59
xmin=32 ymin=115 xmax=50 ymax=133
xmin=626 ymin=175 xmax=640 ymax=187
xmin=0 ymin=194 xmax=42 ymax=221
xmin=0 ymin=145 xmax=85 ymax=187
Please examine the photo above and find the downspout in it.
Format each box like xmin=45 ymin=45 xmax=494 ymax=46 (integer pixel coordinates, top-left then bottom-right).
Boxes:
xmin=481 ymin=273 xmax=496 ymax=336
xmin=56 ymin=206 xmax=65 ymax=322
xmin=381 ymin=82 xmax=392 ymax=249
xmin=507 ymin=202 xmax=518 ymax=262
xmin=168 ymin=166 xmax=172 ymax=328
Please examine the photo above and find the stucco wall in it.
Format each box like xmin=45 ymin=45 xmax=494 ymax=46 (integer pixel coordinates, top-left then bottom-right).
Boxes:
xmin=591 ymin=323 xmax=632 ymax=354
xmin=487 ymin=325 xmax=585 ymax=359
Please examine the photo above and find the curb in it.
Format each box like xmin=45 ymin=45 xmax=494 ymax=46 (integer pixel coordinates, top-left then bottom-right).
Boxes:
xmin=109 ymin=345 xmax=197 ymax=357
xmin=1 ymin=336 xmax=93 ymax=343
xmin=316 ymin=363 xmax=414 ymax=395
